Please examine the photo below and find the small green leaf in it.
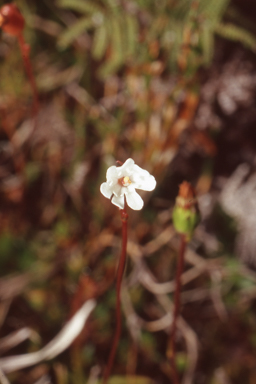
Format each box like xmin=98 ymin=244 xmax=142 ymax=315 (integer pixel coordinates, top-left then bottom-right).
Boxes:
xmin=97 ymin=57 xmax=121 ymax=78
xmin=201 ymin=23 xmax=214 ymax=65
xmin=58 ymin=17 xmax=94 ymax=49
xmin=110 ymin=17 xmax=125 ymax=61
xmin=125 ymin=14 xmax=138 ymax=58
xmin=166 ymin=21 xmax=183 ymax=70
xmin=199 ymin=0 xmax=230 ymax=22
xmin=92 ymin=24 xmax=108 ymax=60
xmin=97 ymin=16 xmax=124 ymax=77
xmin=215 ymin=23 xmax=256 ymax=52
xmin=57 ymin=0 xmax=103 ymax=14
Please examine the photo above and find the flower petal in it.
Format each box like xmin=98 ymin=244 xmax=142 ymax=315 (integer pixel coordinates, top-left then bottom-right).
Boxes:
xmin=135 ymin=174 xmax=156 ymax=191
xmin=132 ymin=164 xmax=150 ymax=177
xmin=112 ymin=194 xmax=125 ymax=209
xmin=126 ymin=185 xmax=136 ymax=194
xmin=122 ymin=158 xmax=135 ymax=170
xmin=106 ymin=166 xmax=118 ymax=181
xmin=100 ymin=182 xmax=113 ymax=199
xmin=117 ymin=158 xmax=135 ymax=177
xmin=112 ymin=183 xmax=123 ymax=196
xmin=125 ymin=190 xmax=144 ymax=210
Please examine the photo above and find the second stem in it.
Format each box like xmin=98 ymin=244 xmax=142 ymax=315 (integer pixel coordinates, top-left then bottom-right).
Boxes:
xmin=169 ymin=233 xmax=187 ymax=384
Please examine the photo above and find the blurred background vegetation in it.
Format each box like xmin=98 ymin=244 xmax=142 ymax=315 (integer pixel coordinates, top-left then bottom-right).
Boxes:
xmin=1 ymin=0 xmax=256 ymax=383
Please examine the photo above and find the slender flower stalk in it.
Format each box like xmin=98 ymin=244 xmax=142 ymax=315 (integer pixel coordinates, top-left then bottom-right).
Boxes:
xmin=169 ymin=181 xmax=199 ymax=383
xmin=169 ymin=233 xmax=187 ymax=384
xmin=0 ymin=3 xmax=39 ymax=115
xmin=100 ymin=159 xmax=156 ymax=383
xmin=103 ymin=205 xmax=128 ymax=384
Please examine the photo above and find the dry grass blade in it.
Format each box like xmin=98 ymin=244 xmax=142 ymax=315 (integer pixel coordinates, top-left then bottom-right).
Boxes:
xmin=0 ymin=328 xmax=39 ymax=355
xmin=0 ymin=299 xmax=96 ymax=373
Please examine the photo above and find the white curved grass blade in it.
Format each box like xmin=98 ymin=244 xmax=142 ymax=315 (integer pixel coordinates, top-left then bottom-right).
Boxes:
xmin=0 ymin=299 xmax=96 ymax=373
xmin=0 ymin=328 xmax=39 ymax=354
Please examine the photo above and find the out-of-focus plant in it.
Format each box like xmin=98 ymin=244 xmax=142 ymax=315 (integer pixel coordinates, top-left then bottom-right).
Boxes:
xmin=0 ymin=3 xmax=39 ymax=114
xmin=56 ymin=0 xmax=256 ymax=77
xmin=1 ymin=0 xmax=256 ymax=383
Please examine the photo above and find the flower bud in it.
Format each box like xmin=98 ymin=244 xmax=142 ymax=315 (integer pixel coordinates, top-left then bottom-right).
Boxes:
xmin=0 ymin=4 xmax=25 ymax=36
xmin=172 ymin=181 xmax=199 ymax=241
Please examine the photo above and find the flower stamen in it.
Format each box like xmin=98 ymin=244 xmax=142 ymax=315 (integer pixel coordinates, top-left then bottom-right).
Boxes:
xmin=118 ymin=176 xmax=132 ymax=187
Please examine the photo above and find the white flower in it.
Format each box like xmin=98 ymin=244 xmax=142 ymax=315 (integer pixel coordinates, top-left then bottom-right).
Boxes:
xmin=100 ymin=158 xmax=156 ymax=210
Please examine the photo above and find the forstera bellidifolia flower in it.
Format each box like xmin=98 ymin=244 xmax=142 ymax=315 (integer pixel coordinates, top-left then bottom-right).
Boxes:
xmin=100 ymin=158 xmax=156 ymax=210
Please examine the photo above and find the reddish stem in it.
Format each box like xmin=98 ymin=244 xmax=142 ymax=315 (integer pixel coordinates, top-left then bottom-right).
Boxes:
xmin=103 ymin=206 xmax=128 ymax=384
xmin=17 ymin=34 xmax=39 ymax=116
xmin=169 ymin=234 xmax=187 ymax=384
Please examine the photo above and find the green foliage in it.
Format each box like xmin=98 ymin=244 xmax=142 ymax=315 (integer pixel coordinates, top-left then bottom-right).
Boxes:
xmin=0 ymin=233 xmax=35 ymax=273
xmin=58 ymin=17 xmax=95 ymax=49
xmin=215 ymin=23 xmax=256 ymax=51
xmin=198 ymin=0 xmax=230 ymax=21
xmin=56 ymin=0 xmax=256 ymax=77
xmin=91 ymin=23 xmax=108 ymax=60
xmin=57 ymin=0 xmax=103 ymax=14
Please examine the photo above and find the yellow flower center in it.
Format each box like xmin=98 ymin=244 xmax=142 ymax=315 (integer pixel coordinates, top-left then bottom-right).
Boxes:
xmin=118 ymin=176 xmax=132 ymax=187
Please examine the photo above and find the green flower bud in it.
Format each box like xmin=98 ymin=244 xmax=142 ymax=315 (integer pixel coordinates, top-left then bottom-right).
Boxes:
xmin=172 ymin=181 xmax=200 ymax=241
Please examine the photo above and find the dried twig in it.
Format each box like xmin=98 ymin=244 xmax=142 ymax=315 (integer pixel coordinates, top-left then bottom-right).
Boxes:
xmin=0 ymin=328 xmax=39 ymax=355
